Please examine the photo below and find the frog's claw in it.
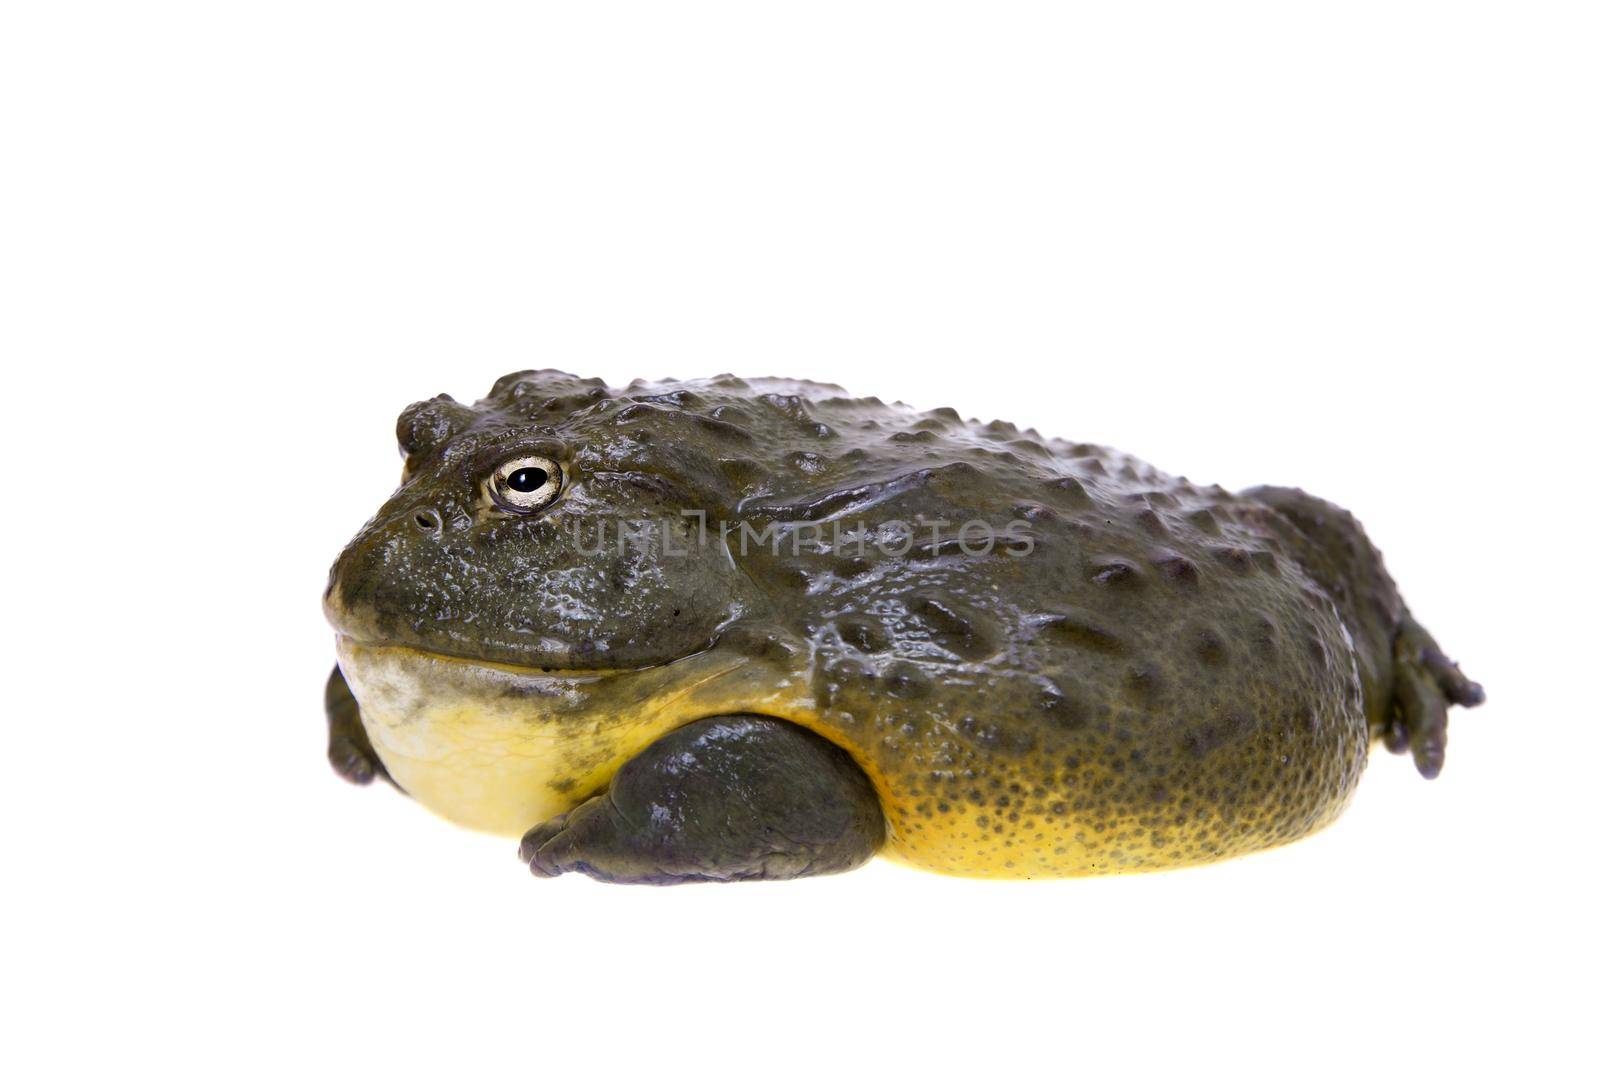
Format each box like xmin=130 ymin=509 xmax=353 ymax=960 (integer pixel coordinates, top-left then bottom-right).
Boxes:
xmin=1383 ymin=617 xmax=1485 ymax=779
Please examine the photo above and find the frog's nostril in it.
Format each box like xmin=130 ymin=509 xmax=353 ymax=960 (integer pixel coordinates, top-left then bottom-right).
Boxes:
xmin=413 ymin=508 xmax=441 ymax=533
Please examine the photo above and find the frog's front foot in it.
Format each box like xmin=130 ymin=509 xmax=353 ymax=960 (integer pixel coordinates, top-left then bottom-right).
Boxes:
xmin=518 ymin=714 xmax=884 ymax=885
xmin=1381 ymin=616 xmax=1486 ymax=779
xmin=324 ymin=665 xmax=391 ymax=787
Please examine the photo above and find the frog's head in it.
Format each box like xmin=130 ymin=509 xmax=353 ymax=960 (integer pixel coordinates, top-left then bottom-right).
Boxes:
xmin=323 ymin=370 xmax=752 ymax=671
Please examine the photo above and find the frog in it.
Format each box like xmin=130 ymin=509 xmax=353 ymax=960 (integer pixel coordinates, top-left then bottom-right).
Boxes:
xmin=322 ymin=369 xmax=1484 ymax=884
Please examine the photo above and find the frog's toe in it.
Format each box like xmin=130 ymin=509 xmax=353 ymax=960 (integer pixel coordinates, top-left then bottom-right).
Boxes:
xmin=328 ymin=735 xmax=380 ymax=785
xmin=1387 ymin=617 xmax=1485 ymax=779
xmin=518 ymin=813 xmax=573 ymax=876
xmin=1395 ymin=659 xmax=1449 ymax=778
xmin=1381 ymin=716 xmax=1410 ymax=755
xmin=1420 ymin=644 xmax=1486 ymax=708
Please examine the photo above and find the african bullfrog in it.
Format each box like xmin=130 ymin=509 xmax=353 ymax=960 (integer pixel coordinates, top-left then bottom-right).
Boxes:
xmin=322 ymin=370 xmax=1484 ymax=883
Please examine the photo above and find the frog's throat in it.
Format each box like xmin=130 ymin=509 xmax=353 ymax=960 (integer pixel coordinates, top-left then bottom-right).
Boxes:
xmin=333 ymin=636 xmax=810 ymax=836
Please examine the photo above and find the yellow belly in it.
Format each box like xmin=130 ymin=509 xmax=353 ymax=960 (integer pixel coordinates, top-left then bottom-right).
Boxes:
xmin=335 ymin=638 xmax=1355 ymax=876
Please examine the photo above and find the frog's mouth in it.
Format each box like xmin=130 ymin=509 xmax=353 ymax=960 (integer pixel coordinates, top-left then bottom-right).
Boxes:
xmin=331 ymin=634 xmax=641 ymax=680
xmin=322 ymin=583 xmax=714 ymax=676
xmin=331 ymin=632 xmax=772 ymax=735
xmin=330 ymin=634 xmax=753 ymax=759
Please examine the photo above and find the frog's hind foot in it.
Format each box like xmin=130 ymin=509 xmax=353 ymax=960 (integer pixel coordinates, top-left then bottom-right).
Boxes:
xmin=1381 ymin=616 xmax=1486 ymax=779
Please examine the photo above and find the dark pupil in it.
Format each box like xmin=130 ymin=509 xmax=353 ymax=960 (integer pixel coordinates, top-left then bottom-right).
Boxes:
xmin=507 ymin=467 xmax=548 ymax=493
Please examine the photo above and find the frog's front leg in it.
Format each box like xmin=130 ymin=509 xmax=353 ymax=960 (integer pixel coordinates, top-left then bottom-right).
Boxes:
xmin=518 ymin=715 xmax=885 ymax=885
xmin=324 ymin=665 xmax=391 ymax=786
xmin=1243 ymin=486 xmax=1485 ymax=778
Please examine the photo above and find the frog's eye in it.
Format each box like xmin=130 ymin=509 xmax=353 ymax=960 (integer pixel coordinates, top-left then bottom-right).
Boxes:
xmin=487 ymin=455 xmax=563 ymax=514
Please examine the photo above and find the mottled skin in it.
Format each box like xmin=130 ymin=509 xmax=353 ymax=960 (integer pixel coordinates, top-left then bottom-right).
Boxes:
xmin=323 ymin=370 xmax=1483 ymax=883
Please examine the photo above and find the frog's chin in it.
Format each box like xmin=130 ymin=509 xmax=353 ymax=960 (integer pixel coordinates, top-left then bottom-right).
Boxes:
xmin=330 ymin=634 xmax=796 ymax=837
xmin=330 ymin=635 xmax=689 ymax=836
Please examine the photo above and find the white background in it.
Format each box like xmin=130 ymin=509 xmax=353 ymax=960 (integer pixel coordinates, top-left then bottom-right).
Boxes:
xmin=4 ymin=3 xmax=1595 ymax=1064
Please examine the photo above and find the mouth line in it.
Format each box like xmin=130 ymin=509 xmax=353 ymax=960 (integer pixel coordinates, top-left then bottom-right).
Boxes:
xmin=332 ymin=634 xmax=687 ymax=677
